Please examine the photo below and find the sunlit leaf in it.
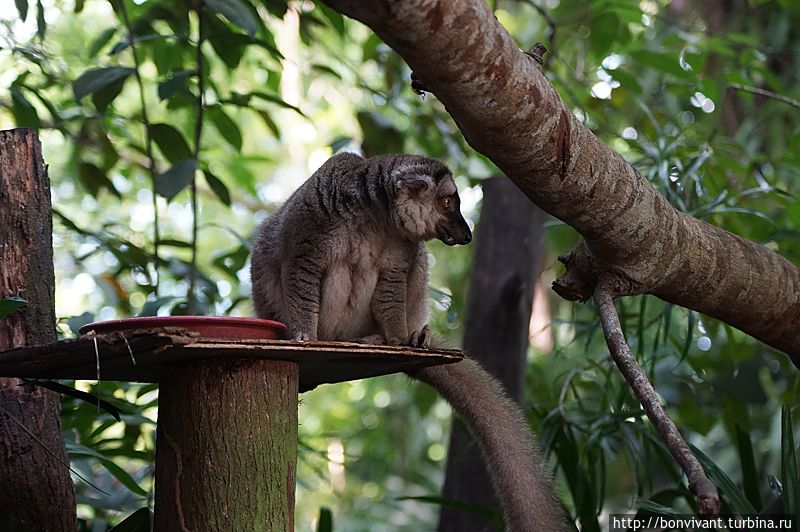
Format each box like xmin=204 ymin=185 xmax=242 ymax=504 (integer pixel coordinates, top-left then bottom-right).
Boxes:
xmin=155 ymin=158 xmax=197 ymax=201
xmin=73 ymin=67 xmax=135 ymax=102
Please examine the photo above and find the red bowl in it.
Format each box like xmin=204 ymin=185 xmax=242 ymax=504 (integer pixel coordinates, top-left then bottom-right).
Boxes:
xmin=79 ymin=316 xmax=286 ymax=340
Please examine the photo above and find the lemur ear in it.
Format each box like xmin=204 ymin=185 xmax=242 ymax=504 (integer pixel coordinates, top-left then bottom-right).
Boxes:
xmin=397 ymin=174 xmax=433 ymax=195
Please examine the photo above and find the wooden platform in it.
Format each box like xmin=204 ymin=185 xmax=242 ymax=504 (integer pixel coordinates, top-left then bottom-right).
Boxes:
xmin=0 ymin=328 xmax=463 ymax=391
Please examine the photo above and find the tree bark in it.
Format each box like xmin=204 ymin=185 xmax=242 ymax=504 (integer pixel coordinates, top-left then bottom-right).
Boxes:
xmin=439 ymin=177 xmax=546 ymax=531
xmin=322 ymin=0 xmax=800 ymax=364
xmin=0 ymin=128 xmax=76 ymax=531
xmin=154 ymin=359 xmax=299 ymax=531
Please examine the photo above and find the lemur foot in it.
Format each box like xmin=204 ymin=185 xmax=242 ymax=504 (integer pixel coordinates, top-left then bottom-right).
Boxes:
xmin=406 ymin=324 xmax=432 ymax=349
xmin=291 ymin=331 xmax=315 ymax=342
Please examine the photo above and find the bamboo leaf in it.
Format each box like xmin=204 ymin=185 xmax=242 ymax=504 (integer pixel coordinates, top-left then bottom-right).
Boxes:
xmin=782 ymin=406 xmax=799 ymax=519
xmin=66 ymin=442 xmax=148 ymax=496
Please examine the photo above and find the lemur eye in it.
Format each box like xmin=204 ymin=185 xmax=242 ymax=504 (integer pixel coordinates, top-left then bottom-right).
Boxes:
xmin=442 ymin=196 xmax=452 ymax=210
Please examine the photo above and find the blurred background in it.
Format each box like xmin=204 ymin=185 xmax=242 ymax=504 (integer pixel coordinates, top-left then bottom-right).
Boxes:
xmin=1 ymin=0 xmax=799 ymax=529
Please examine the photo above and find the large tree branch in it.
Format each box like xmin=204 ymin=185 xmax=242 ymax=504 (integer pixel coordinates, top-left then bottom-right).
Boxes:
xmin=323 ymin=0 xmax=800 ymax=363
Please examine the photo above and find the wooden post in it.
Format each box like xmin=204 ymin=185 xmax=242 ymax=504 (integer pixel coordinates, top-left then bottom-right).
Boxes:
xmin=0 ymin=128 xmax=76 ymax=530
xmin=154 ymin=359 xmax=299 ymax=531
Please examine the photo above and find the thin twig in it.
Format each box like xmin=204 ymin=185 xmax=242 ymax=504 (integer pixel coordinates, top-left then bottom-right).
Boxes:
xmin=728 ymin=83 xmax=800 ymax=110
xmin=117 ymin=0 xmax=161 ymax=295
xmin=594 ymin=275 xmax=719 ymax=515
xmin=187 ymin=7 xmax=206 ymax=315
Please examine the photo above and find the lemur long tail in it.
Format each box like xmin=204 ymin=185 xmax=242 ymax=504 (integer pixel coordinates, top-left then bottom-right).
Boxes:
xmin=411 ymin=358 xmax=570 ymax=532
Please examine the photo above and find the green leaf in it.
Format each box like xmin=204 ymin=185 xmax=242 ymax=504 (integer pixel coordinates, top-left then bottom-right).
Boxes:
xmin=204 ymin=170 xmax=231 ymax=206
xmin=735 ymin=424 xmax=763 ymax=510
xmin=0 ymin=297 xmax=27 ymax=319
xmin=330 ymin=136 xmax=353 ymax=152
xmin=629 ymin=50 xmax=693 ymax=79
xmin=35 ymin=0 xmax=45 ymax=39
xmin=73 ymin=67 xmax=135 ymax=102
xmin=155 ymin=159 xmax=197 ymax=201
xmin=77 ymin=162 xmax=121 ymax=198
xmin=88 ymin=28 xmax=117 ymax=58
xmin=15 ymin=0 xmax=28 ymax=21
xmin=108 ymin=508 xmax=151 ymax=532
xmin=137 ymin=296 xmax=176 ymax=317
xmin=66 ymin=442 xmax=148 ymax=496
xmin=150 ymin=123 xmax=192 ymax=164
xmin=691 ymin=444 xmax=757 ymax=514
xmin=209 ymin=106 xmax=243 ymax=151
xmin=782 ymin=406 xmax=799 ymax=519
xmin=636 ymin=499 xmax=684 ymax=516
xmin=158 ymin=70 xmax=194 ymax=101
xmin=357 ymin=110 xmax=404 ymax=156
xmin=91 ymin=76 xmax=127 ymax=112
xmin=10 ymin=87 xmax=40 ymax=129
xmin=204 ymin=0 xmax=259 ymax=38
xmin=212 ymin=244 xmax=248 ymax=278
xmin=250 ymin=91 xmax=305 ymax=116
xmin=23 ymin=379 xmax=121 ymax=421
xmin=317 ymin=4 xmax=345 ymax=35
xmin=316 ymin=507 xmax=333 ymax=532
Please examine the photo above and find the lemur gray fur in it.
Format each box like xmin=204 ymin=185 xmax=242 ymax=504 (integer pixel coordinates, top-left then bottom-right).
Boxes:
xmin=250 ymin=152 xmax=568 ymax=531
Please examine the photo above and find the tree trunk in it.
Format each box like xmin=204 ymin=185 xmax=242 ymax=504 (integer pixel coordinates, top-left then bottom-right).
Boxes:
xmin=154 ymin=359 xmax=299 ymax=531
xmin=322 ymin=0 xmax=800 ymax=364
xmin=440 ymin=177 xmax=546 ymax=532
xmin=0 ymin=128 xmax=76 ymax=531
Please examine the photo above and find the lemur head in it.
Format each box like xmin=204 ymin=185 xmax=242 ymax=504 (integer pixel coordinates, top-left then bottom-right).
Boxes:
xmin=391 ymin=159 xmax=472 ymax=246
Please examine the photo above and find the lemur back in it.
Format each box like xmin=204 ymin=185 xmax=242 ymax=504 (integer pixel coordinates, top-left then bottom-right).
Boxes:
xmin=250 ymin=153 xmax=568 ymax=532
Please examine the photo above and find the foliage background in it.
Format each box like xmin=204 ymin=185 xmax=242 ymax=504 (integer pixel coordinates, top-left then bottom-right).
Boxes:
xmin=1 ymin=0 xmax=799 ymax=530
